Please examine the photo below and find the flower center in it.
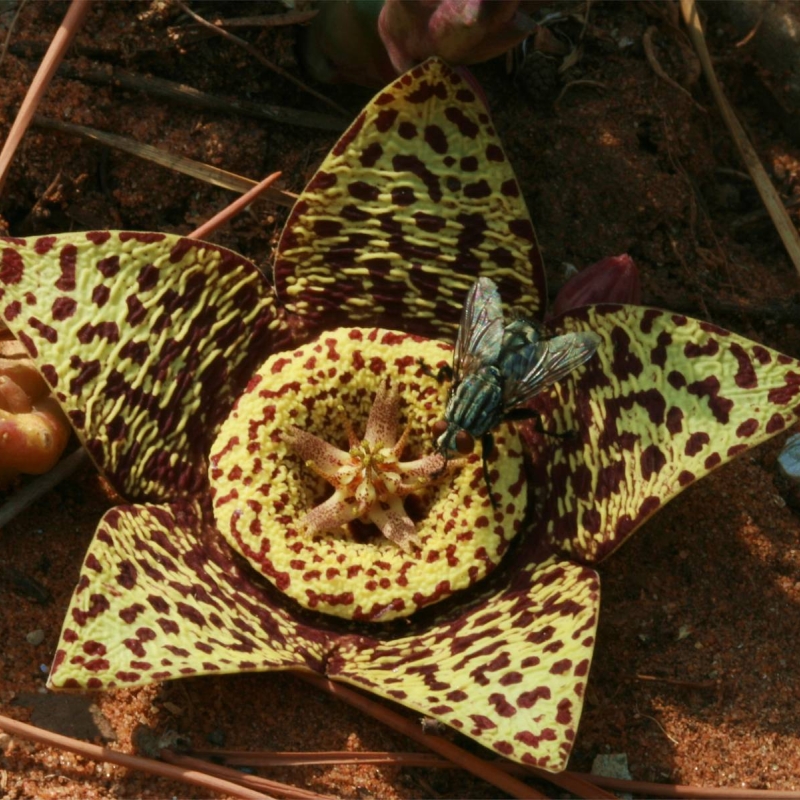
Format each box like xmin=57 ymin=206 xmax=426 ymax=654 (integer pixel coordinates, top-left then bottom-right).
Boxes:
xmin=209 ymin=327 xmax=528 ymax=622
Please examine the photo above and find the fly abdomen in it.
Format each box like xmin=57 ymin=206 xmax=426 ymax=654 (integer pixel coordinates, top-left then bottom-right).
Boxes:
xmin=443 ymin=366 xmax=505 ymax=443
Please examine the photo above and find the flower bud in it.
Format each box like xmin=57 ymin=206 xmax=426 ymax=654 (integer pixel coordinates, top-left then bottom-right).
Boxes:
xmin=0 ymin=397 xmax=70 ymax=486
xmin=550 ymin=254 xmax=641 ymax=318
xmin=303 ymin=0 xmax=536 ymax=87
xmin=0 ymin=339 xmax=70 ymax=486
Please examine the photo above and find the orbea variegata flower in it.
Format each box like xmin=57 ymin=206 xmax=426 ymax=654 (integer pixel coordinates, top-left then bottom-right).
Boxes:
xmin=0 ymin=59 xmax=798 ymax=772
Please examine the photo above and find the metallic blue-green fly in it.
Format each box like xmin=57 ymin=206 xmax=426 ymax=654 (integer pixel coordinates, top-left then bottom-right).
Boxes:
xmin=432 ymin=277 xmax=602 ymax=506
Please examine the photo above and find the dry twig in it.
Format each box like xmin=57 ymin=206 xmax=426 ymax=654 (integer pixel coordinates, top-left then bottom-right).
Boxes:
xmin=585 ymin=772 xmax=800 ymax=799
xmin=642 ymin=25 xmax=706 ymax=112
xmin=173 ymin=1 xmax=349 ymax=118
xmin=186 ymin=746 xmax=800 ymax=799
xmin=56 ymin=61 xmax=346 ymax=132
xmin=184 ymin=10 xmax=318 ymax=30
xmin=0 ymin=714 xmax=270 ymax=800
xmin=161 ymin=750 xmax=333 ymax=800
xmin=297 ymin=672 xmax=616 ymax=800
xmin=297 ymin=673 xmax=546 ymax=799
xmin=635 ymin=710 xmax=680 ymax=745
xmin=190 ymin=749 xmax=448 ymax=768
xmin=731 ymin=196 xmax=800 ymax=231
xmin=0 ymin=448 xmax=89 ymax=530
xmin=636 ymin=673 xmax=717 ymax=690
xmin=734 ymin=10 xmax=764 ymax=48
xmin=188 ymin=171 xmax=283 ymax=240
xmin=0 ymin=0 xmax=28 ymax=70
xmin=0 ymin=0 xmax=91 ymax=194
xmin=554 ymin=79 xmax=606 ymax=109
xmin=680 ymin=0 xmax=800 ymax=275
xmin=32 ymin=115 xmax=296 ymax=207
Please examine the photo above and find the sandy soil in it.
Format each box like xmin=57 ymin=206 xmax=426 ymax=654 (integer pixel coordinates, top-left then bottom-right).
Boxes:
xmin=1 ymin=1 xmax=799 ymax=797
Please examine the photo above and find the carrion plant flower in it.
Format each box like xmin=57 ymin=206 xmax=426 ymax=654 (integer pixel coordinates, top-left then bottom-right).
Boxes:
xmin=1 ymin=59 xmax=799 ymax=772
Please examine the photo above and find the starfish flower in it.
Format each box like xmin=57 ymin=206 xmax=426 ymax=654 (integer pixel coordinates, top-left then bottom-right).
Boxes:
xmin=1 ymin=59 xmax=799 ymax=773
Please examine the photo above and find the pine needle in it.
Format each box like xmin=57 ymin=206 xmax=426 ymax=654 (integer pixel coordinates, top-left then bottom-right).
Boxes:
xmin=32 ymin=115 xmax=296 ymax=206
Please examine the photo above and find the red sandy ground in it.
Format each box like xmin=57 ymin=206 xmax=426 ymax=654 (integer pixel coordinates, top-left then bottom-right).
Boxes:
xmin=1 ymin=2 xmax=800 ymax=797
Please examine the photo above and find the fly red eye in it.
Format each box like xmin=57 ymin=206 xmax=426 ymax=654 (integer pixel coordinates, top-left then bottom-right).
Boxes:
xmin=432 ymin=419 xmax=448 ymax=439
xmin=455 ymin=431 xmax=474 ymax=454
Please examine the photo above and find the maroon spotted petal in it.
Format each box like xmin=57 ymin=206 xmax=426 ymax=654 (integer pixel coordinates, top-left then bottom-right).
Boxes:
xmin=49 ymin=489 xmax=599 ymax=772
xmin=50 ymin=499 xmax=332 ymax=690
xmin=0 ymin=232 xmax=285 ymax=502
xmin=528 ymin=304 xmax=800 ymax=563
xmin=331 ymin=538 xmax=599 ymax=771
xmin=274 ymin=57 xmax=545 ymax=339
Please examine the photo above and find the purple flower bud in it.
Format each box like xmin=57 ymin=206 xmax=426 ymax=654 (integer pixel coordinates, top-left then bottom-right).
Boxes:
xmin=379 ymin=0 xmax=536 ymax=73
xmin=303 ymin=0 xmax=536 ymax=87
xmin=550 ymin=254 xmax=641 ymax=318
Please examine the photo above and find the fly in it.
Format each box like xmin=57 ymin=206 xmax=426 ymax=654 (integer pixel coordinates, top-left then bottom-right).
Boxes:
xmin=431 ymin=277 xmax=602 ymax=506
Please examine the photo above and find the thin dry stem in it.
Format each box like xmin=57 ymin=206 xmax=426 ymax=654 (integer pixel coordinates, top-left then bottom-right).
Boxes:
xmin=734 ymin=10 xmax=763 ymax=48
xmin=642 ymin=25 xmax=706 ymax=113
xmin=189 ymin=749 xmax=448 ymax=768
xmin=188 ymin=171 xmax=282 ymax=240
xmin=185 ymin=10 xmax=318 ymax=29
xmin=56 ymin=61 xmax=345 ymax=132
xmin=0 ymin=0 xmax=28 ymax=70
xmin=0 ymin=714 xmax=270 ymax=800
xmin=636 ymin=673 xmax=717 ymax=690
xmin=161 ymin=750 xmax=332 ymax=800
xmin=554 ymin=79 xmax=607 ymax=109
xmin=0 ymin=448 xmax=89 ymax=530
xmin=183 ymin=746 xmax=800 ymax=799
xmin=0 ymin=0 xmax=91 ymax=194
xmin=582 ymin=772 xmax=800 ymax=799
xmin=298 ymin=673 xmax=619 ymax=800
xmin=174 ymin=1 xmax=349 ymax=118
xmin=680 ymin=0 xmax=800 ymax=275
xmin=33 ymin=115 xmax=296 ymax=207
xmin=297 ymin=672 xmax=553 ymax=799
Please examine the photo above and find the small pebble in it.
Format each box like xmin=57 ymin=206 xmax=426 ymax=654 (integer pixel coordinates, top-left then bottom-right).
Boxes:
xmin=776 ymin=434 xmax=800 ymax=509
xmin=420 ymin=716 xmax=448 ymax=735
xmin=591 ymin=752 xmax=632 ymax=780
xmin=25 ymin=629 xmax=44 ymax=646
xmin=592 ymin=753 xmax=633 ymax=800
xmin=207 ymin=729 xmax=226 ymax=747
xmin=158 ymin=730 xmax=190 ymax=751
xmin=777 ymin=434 xmax=800 ymax=483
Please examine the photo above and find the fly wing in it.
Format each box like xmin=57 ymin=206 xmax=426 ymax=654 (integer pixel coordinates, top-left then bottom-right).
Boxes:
xmin=453 ymin=277 xmax=505 ymax=382
xmin=503 ymin=330 xmax=602 ymax=410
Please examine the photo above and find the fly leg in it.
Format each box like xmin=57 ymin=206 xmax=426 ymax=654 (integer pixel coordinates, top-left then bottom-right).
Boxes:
xmin=504 ymin=407 xmax=575 ymax=440
xmin=418 ymin=359 xmax=453 ymax=384
xmin=433 ymin=445 xmax=449 ymax=478
xmin=480 ymin=432 xmax=499 ymax=509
